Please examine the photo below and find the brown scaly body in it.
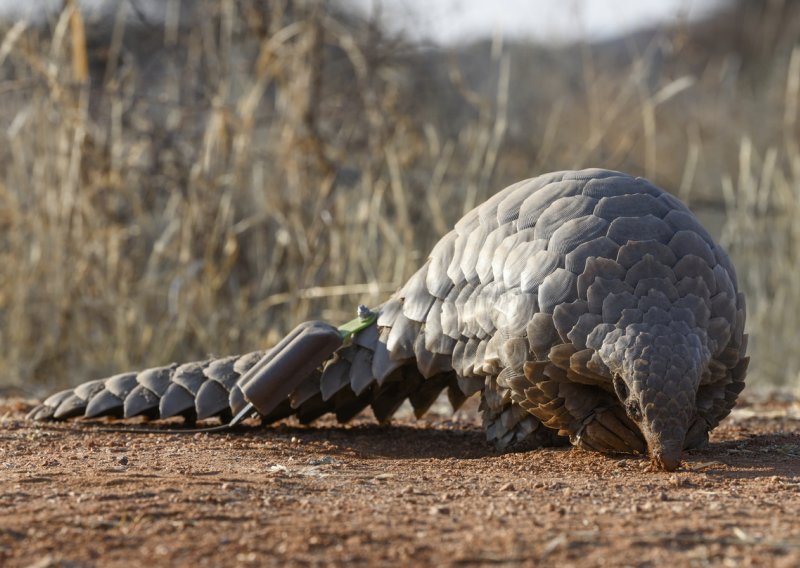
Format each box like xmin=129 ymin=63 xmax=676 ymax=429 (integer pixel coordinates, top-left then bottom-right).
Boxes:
xmin=29 ymin=169 xmax=748 ymax=470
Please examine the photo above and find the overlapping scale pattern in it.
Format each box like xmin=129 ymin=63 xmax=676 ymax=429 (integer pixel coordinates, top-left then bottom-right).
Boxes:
xmin=29 ymin=169 xmax=747 ymax=462
xmin=373 ymin=168 xmax=746 ymax=450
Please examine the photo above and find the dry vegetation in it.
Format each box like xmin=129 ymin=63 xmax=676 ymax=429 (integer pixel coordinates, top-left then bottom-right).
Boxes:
xmin=0 ymin=0 xmax=799 ymax=393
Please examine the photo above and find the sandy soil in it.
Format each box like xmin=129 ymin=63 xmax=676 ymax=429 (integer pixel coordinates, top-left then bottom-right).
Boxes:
xmin=1 ymin=395 xmax=799 ymax=568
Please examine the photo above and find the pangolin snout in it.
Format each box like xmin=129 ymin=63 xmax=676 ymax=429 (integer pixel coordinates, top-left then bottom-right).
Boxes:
xmin=651 ymin=449 xmax=681 ymax=472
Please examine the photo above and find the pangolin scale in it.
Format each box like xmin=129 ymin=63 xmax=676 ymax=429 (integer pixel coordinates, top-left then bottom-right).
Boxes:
xmin=29 ymin=169 xmax=748 ymax=471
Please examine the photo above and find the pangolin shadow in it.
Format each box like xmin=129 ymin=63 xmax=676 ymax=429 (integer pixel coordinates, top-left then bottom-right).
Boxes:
xmin=244 ymin=421 xmax=574 ymax=460
xmin=40 ymin=414 xmax=798 ymax=471
xmin=683 ymin=433 xmax=800 ymax=479
xmin=255 ymin=422 xmax=500 ymax=460
xmin=25 ymin=413 xmax=501 ymax=460
xmin=260 ymin=423 xmax=800 ymax=473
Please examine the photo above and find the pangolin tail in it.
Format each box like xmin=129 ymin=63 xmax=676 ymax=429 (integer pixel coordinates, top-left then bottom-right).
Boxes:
xmin=26 ymin=317 xmax=466 ymax=427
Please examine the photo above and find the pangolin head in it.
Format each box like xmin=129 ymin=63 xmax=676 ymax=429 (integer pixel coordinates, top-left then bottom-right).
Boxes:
xmin=603 ymin=326 xmax=707 ymax=471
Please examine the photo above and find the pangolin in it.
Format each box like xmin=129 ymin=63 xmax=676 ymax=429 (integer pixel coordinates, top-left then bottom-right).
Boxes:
xmin=28 ymin=169 xmax=748 ymax=471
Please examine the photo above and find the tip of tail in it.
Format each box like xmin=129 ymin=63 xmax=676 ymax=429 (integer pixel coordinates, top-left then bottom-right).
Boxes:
xmin=26 ymin=403 xmax=56 ymax=421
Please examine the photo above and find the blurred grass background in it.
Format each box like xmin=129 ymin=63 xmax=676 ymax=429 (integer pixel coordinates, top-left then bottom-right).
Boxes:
xmin=0 ymin=0 xmax=798 ymax=393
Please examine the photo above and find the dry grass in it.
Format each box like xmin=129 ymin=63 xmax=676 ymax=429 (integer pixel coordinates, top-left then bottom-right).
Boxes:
xmin=0 ymin=0 xmax=798 ymax=392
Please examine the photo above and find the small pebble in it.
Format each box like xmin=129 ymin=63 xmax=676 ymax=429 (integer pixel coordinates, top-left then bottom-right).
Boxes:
xmin=308 ymin=456 xmax=338 ymax=466
xmin=669 ymin=475 xmax=686 ymax=488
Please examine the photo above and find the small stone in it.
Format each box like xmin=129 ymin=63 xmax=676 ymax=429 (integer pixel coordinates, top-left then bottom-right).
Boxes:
xmin=23 ymin=554 xmax=59 ymax=568
xmin=669 ymin=475 xmax=686 ymax=488
xmin=499 ymin=482 xmax=515 ymax=492
xmin=308 ymin=456 xmax=338 ymax=466
xmin=429 ymin=505 xmax=450 ymax=515
xmin=118 ymin=456 xmax=129 ymax=466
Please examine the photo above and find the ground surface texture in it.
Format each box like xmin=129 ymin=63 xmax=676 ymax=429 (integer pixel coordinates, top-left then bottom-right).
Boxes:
xmin=1 ymin=394 xmax=799 ymax=567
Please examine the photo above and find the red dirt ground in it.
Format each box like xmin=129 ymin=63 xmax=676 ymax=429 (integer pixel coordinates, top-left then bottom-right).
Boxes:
xmin=1 ymin=394 xmax=799 ymax=567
